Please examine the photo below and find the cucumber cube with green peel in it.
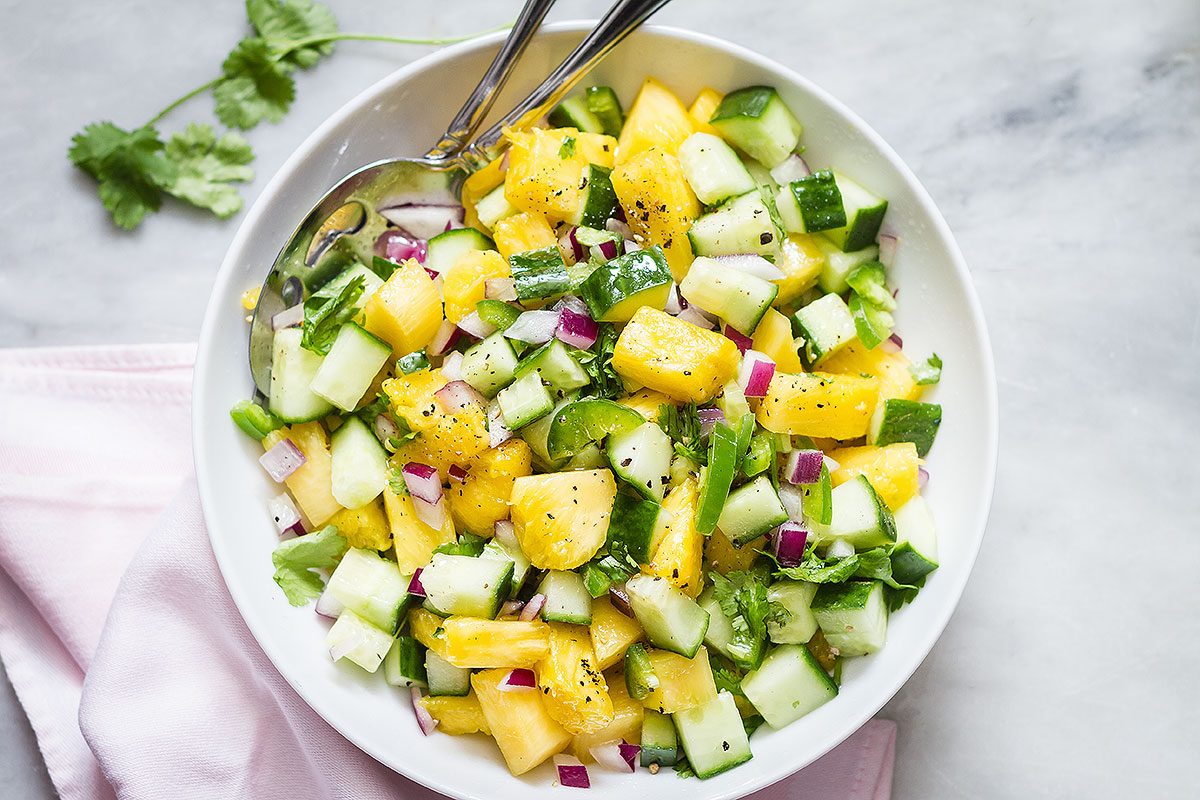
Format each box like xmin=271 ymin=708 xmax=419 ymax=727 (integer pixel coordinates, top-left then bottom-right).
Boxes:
xmin=869 ymin=399 xmax=943 ymax=456
xmin=821 ymin=172 xmax=889 ymax=253
xmin=710 ymin=86 xmax=803 ymax=168
xmin=811 ymin=580 xmax=888 ymax=656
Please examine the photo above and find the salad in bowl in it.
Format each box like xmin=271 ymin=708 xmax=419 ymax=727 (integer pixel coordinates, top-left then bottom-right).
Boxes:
xmin=232 ymin=75 xmax=944 ymax=786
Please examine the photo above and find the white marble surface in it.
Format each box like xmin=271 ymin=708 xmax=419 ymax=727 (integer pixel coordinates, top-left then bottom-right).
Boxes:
xmin=2 ymin=0 xmax=1198 ymax=797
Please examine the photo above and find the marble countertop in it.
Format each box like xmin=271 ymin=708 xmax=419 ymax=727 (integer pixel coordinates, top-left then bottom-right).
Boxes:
xmin=2 ymin=0 xmax=1197 ymax=796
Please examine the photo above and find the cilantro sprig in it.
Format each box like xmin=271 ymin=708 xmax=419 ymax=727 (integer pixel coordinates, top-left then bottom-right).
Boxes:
xmin=68 ymin=0 xmax=505 ymax=229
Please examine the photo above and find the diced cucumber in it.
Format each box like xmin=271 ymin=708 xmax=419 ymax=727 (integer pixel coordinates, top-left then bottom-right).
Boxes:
xmin=606 ymin=491 xmax=664 ymax=564
xmin=497 ymin=371 xmax=554 ymax=429
xmin=741 ymin=643 xmax=837 ymax=728
xmin=509 ymin=246 xmax=570 ymax=302
xmin=480 ymin=538 xmax=531 ymax=598
xmin=579 ymin=245 xmax=673 ymax=323
xmin=563 ymin=443 xmax=607 ymax=471
xmin=696 ymin=422 xmax=739 ymax=535
xmin=775 ymin=170 xmax=847 ymax=235
xmin=640 ymin=709 xmax=679 ymax=767
xmin=324 ymin=548 xmax=411 ymax=634
xmin=519 ymin=394 xmax=575 ymax=469
xmin=537 ymin=570 xmax=593 ymax=625
xmin=868 ymin=399 xmax=943 ymax=457
xmin=625 ymin=574 xmax=710 ymax=658
xmin=766 ymin=581 xmax=819 ymax=644
xmin=801 ymin=461 xmax=833 ymax=525
xmin=679 ymin=256 xmax=778 ymax=336
xmin=514 ymin=339 xmax=590 ymax=393
xmin=698 ymin=586 xmax=764 ymax=671
xmin=710 ymin=86 xmax=802 ymax=167
xmin=677 ymin=132 xmax=756 ymax=205
xmin=548 ymin=95 xmax=604 ymax=132
xmin=269 ymin=327 xmax=334 ymax=423
xmin=821 ymin=172 xmax=889 ymax=252
xmin=815 ymin=238 xmax=879 ymax=294
xmin=326 ymin=610 xmax=392 ymax=673
xmin=419 ymin=553 xmax=513 ymax=619
xmin=574 ymin=164 xmax=620 ymax=228
xmin=396 ymin=349 xmax=431 ymax=374
xmin=716 ymin=379 xmax=751 ymax=425
xmin=811 ymin=580 xmax=888 ymax=656
xmin=460 ymin=332 xmax=519 ymax=398
xmin=742 ymin=431 xmax=775 ymax=478
xmin=475 ymin=299 xmax=522 ymax=332
xmin=425 ymin=648 xmax=471 ymax=696
xmin=229 ymin=399 xmax=283 ymax=440
xmin=826 ymin=475 xmax=897 ymax=549
xmin=309 ymin=322 xmax=392 ymax=412
xmin=329 ymin=416 xmax=389 ymax=509
xmin=585 ymin=86 xmax=625 ymax=137
xmin=475 ymin=184 xmax=518 ymax=232
xmin=607 ymin=422 xmax=673 ymax=501
xmin=791 ymin=293 xmax=857 ymax=368
xmin=425 ymin=227 xmax=494 ymax=274
xmin=383 ymin=635 xmax=427 ymax=687
xmin=545 ymin=398 xmax=645 ymax=461
xmin=687 ymin=191 xmax=781 ymax=260
xmin=717 ymin=475 xmax=788 ymax=546
xmin=623 ymin=642 xmax=660 ymax=700
xmin=890 ymin=495 xmax=939 ymax=584
xmin=673 ymin=691 xmax=754 ymax=778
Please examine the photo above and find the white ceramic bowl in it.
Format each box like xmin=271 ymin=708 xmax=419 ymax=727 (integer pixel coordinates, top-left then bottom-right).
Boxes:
xmin=195 ymin=22 xmax=997 ymax=800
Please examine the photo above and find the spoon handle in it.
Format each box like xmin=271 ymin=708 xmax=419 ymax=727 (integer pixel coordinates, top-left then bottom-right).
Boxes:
xmin=463 ymin=0 xmax=673 ymax=165
xmin=425 ymin=0 xmax=560 ymax=160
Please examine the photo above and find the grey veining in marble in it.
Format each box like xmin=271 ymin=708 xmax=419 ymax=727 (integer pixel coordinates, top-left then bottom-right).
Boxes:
xmin=1 ymin=0 xmax=1198 ymax=797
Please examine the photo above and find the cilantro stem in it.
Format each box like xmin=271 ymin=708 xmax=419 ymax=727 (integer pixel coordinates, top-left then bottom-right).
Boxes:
xmin=147 ymin=78 xmax=222 ymax=126
xmin=281 ymin=24 xmax=511 ymax=53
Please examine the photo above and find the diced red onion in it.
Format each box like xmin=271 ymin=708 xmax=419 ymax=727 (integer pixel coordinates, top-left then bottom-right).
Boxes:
xmin=439 ymin=351 xmax=464 ymax=382
xmin=826 ymin=539 xmax=855 ymax=559
xmin=282 ymin=520 xmax=306 ymax=537
xmin=566 ymin=226 xmax=587 ymax=262
xmin=457 ymin=310 xmax=496 ymax=340
xmin=612 ymin=204 xmax=626 ymax=223
xmin=778 ymin=483 xmax=804 ymax=522
xmin=724 ymin=325 xmax=754 ymax=354
xmin=428 ymin=319 xmax=463 ymax=356
xmin=375 ymin=229 xmax=428 ymax=264
xmin=770 ymin=154 xmax=811 ymax=185
xmin=401 ymin=462 xmax=442 ymax=504
xmin=260 ymin=438 xmax=306 ymax=482
xmin=772 ymin=522 xmax=809 ymax=567
xmin=888 ymin=332 xmax=904 ymax=350
xmin=556 ymin=307 xmax=599 ymax=349
xmin=267 ymin=493 xmax=302 ymax=534
xmin=379 ymin=204 xmax=464 ymax=240
xmin=554 ymin=755 xmax=591 ymax=789
xmin=315 ymin=588 xmax=344 ymax=619
xmin=424 ymin=267 xmax=440 ymax=280
xmin=918 ymin=466 xmax=930 ymax=489
xmin=676 ymin=305 xmax=716 ymax=330
xmin=411 ymin=687 xmax=438 ymax=736
xmin=878 ymin=233 xmax=899 ymax=267
xmin=738 ymin=349 xmax=776 ymax=397
xmin=519 ymin=593 xmax=546 ymax=621
xmin=373 ymin=413 xmax=400 ymax=445
xmin=408 ymin=568 xmax=426 ymax=598
xmin=697 ymin=407 xmax=726 ymax=437
xmin=503 ymin=310 xmax=561 ymax=344
xmin=485 ymin=277 xmax=518 ymax=301
xmin=493 ymin=519 xmax=517 ymax=545
xmin=590 ymin=741 xmax=636 ymax=773
xmin=623 ymin=239 xmax=641 ymax=253
xmin=608 ymin=585 xmax=634 ymax=618
xmin=597 ymin=239 xmax=621 ymax=260
xmin=487 ymin=401 xmax=514 ymax=448
xmin=435 ymin=380 xmax=485 ymax=413
xmin=785 ymin=449 xmax=825 ymax=485
xmin=618 ymin=742 xmax=639 ymax=771
xmin=499 ymin=599 xmax=525 ymax=617
xmin=498 ymin=668 xmax=537 ymax=691
xmin=605 ymin=217 xmax=633 ymax=239
xmin=271 ymin=303 xmax=304 ymax=330
xmin=448 ymin=464 xmax=469 ymax=483
xmin=714 ymin=254 xmax=785 ymax=281
xmin=664 ymin=284 xmax=685 ymax=315
xmin=411 ymin=495 xmax=447 ymax=530
xmin=823 ymin=454 xmax=841 ymax=472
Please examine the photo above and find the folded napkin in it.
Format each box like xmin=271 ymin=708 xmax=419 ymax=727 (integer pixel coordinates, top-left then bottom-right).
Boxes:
xmin=0 ymin=344 xmax=896 ymax=800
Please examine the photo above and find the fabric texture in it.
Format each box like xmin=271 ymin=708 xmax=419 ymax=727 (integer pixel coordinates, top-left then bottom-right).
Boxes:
xmin=0 ymin=344 xmax=896 ymax=800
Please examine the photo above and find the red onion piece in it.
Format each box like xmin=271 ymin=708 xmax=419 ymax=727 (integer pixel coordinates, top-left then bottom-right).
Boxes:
xmin=498 ymin=668 xmax=537 ymax=691
xmin=724 ymin=325 xmax=754 ymax=354
xmin=554 ymin=755 xmax=591 ymax=788
xmin=612 ymin=204 xmax=627 ymax=223
xmin=499 ymin=599 xmax=525 ymax=617
xmin=888 ymin=332 xmax=904 ymax=350
xmin=373 ymin=413 xmax=400 ymax=445
xmin=556 ymin=307 xmax=599 ymax=349
xmin=408 ymin=568 xmax=426 ymax=598
xmin=448 ymin=464 xmax=469 ymax=483
xmin=435 ymin=380 xmax=485 ymax=413
xmin=402 ymin=462 xmax=442 ymax=504
xmin=487 ymin=401 xmax=514 ymax=448
xmin=676 ymin=305 xmax=716 ymax=330
xmin=618 ymin=742 xmax=639 ymax=771
xmin=552 ymin=295 xmax=589 ymax=315
xmin=597 ymin=239 xmax=621 ymax=260
xmin=608 ymin=585 xmax=634 ymax=618
xmin=379 ymin=204 xmax=464 ymax=241
xmin=623 ymin=240 xmax=642 ymax=253
xmin=713 ymin=254 xmax=785 ymax=281
xmin=493 ymin=519 xmax=517 ymax=547
xmin=664 ymin=284 xmax=685 ymax=315
xmin=315 ymin=588 xmax=344 ymax=619
xmin=773 ymin=522 xmax=809 ymax=567
xmin=411 ymin=495 xmax=447 ymax=530
xmin=918 ymin=466 xmax=930 ymax=489
xmin=519 ymin=593 xmax=546 ymax=621
xmin=485 ymin=277 xmax=518 ymax=301
xmin=697 ymin=407 xmax=726 ymax=437
xmin=457 ymin=310 xmax=496 ymax=340
xmin=770 ymin=153 xmax=811 ymax=185
xmin=590 ymin=741 xmax=636 ymax=773
xmin=427 ymin=319 xmax=463 ymax=357
xmin=375 ymin=229 xmax=428 ymax=264
xmin=503 ymin=310 xmax=561 ymax=344
xmin=267 ymin=493 xmax=302 ymax=534
xmin=738 ymin=349 xmax=776 ymax=398
xmin=259 ymin=438 xmax=306 ymax=482
xmin=567 ymin=226 xmax=587 ymax=262
xmin=328 ymin=625 xmax=366 ymax=662
xmin=823 ymin=454 xmax=841 ymax=472
xmin=411 ymin=687 xmax=438 ymax=735
xmin=440 ymin=351 xmax=464 ymax=382
xmin=605 ymin=217 xmax=633 ymax=239
xmin=271 ymin=304 xmax=304 ymax=331
xmin=878 ymin=233 xmax=899 ymax=267
xmin=785 ymin=449 xmax=824 ymax=485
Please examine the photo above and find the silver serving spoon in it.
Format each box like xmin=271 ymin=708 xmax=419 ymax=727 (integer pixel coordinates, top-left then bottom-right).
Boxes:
xmin=248 ymin=0 xmax=673 ymax=396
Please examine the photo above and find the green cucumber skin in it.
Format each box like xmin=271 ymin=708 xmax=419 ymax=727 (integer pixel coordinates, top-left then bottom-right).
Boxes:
xmin=548 ymin=95 xmax=604 ymax=133
xmin=640 ymin=709 xmax=680 ymax=767
xmin=872 ymin=399 xmax=943 ymax=457
xmin=839 ymin=203 xmax=889 ymax=252
xmin=789 ymin=170 xmax=847 ymax=233
xmin=710 ymin=86 xmax=778 ymax=122
xmin=509 ymin=246 xmax=570 ymax=301
xmin=585 ymin=86 xmax=625 ymax=137
xmin=606 ymin=492 xmax=663 ymax=564
xmin=578 ymin=164 xmax=619 ymax=228
xmin=890 ymin=541 xmax=939 ymax=585
xmin=579 ymin=246 xmax=673 ymax=322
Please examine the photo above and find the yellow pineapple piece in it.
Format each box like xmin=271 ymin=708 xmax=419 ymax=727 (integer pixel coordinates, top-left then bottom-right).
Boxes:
xmin=462 ymin=155 xmax=507 ymax=231
xmin=504 ymin=127 xmax=617 ymax=222
xmin=362 ymin=259 xmax=443 ymax=356
xmin=421 ymin=692 xmax=491 ymax=736
xmin=640 ymin=647 xmax=717 ymax=714
xmin=473 ymin=668 xmax=572 ymax=775
xmin=828 ymin=442 xmax=921 ymax=510
xmin=446 ymin=439 xmax=532 ymax=536
xmin=510 ymin=470 xmax=616 ymax=569
xmin=408 ymin=608 xmax=449 ymax=659
xmin=752 ymin=308 xmax=805 ymax=374
xmin=612 ymin=307 xmax=740 ymax=403
xmin=263 ymin=423 xmax=340 ymax=526
xmin=822 ymin=341 xmax=924 ymax=404
xmin=611 ymin=147 xmax=700 ymax=280
xmin=756 ymin=371 xmax=880 ymax=440
xmin=441 ymin=249 xmax=508 ymax=323
xmin=589 ymin=596 xmax=644 ymax=671
xmin=442 ymin=617 xmax=550 ymax=668
xmin=617 ymin=78 xmax=695 ymax=162
xmin=774 ymin=233 xmax=826 ymax=307
xmin=491 ymin=212 xmax=558 ymax=261
xmin=644 ymin=477 xmax=704 ymax=597
xmin=571 ymin=675 xmax=645 ymax=760
xmin=326 ymin=499 xmax=390 ymax=551
xmin=618 ymin=388 xmax=676 ymax=423
xmin=383 ymin=487 xmax=456 ymax=574
xmin=537 ymin=623 xmax=615 ymax=735
xmin=687 ymin=88 xmax=724 ymax=136
xmin=704 ymin=529 xmax=764 ymax=576
xmin=383 ymin=368 xmax=491 ymax=473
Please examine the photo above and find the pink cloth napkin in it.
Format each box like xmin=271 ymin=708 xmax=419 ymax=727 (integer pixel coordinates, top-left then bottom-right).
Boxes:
xmin=0 ymin=344 xmax=897 ymax=800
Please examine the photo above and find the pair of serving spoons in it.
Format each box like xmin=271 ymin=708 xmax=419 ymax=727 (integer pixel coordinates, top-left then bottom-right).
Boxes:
xmin=248 ymin=0 xmax=672 ymax=396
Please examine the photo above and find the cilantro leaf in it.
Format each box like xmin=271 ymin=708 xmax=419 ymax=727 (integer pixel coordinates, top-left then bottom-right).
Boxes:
xmin=657 ymin=402 xmax=706 ymax=465
xmin=213 ymin=38 xmax=296 ymax=130
xmin=742 ymin=714 xmax=766 ymax=737
xmin=712 ymin=666 xmax=745 ymax=697
xmin=709 ymin=570 xmax=787 ymax=669
xmin=301 ymin=274 xmax=365 ymax=354
xmin=558 ymin=136 xmax=576 ymax=159
xmin=68 ymin=122 xmax=177 ymax=229
xmin=271 ymin=525 xmax=347 ymax=605
xmin=673 ymin=758 xmax=695 ymax=779
xmin=911 ymin=353 xmax=943 ymax=385
xmin=246 ymin=0 xmax=339 ymax=69
xmin=433 ymin=532 xmax=488 ymax=557
xmin=162 ymin=123 xmax=254 ymax=218
xmin=576 ymin=323 xmax=624 ymax=399
xmin=771 ymin=544 xmax=925 ymax=611
xmin=387 ymin=465 xmax=407 ymax=496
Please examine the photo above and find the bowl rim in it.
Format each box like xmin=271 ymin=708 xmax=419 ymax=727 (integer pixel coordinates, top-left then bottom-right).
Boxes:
xmin=194 ymin=20 xmax=998 ymax=799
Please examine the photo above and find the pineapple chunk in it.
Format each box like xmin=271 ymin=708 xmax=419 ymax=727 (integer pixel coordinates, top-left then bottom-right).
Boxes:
xmin=828 ymin=442 xmax=921 ymax=510
xmin=756 ymin=371 xmax=880 ymax=440
xmin=641 ymin=647 xmax=717 ymax=714
xmin=644 ymin=477 xmax=704 ymax=597
xmin=774 ymin=233 xmax=826 ymax=307
xmin=462 ymin=155 xmax=507 ymax=232
xmin=617 ymin=388 xmax=676 ymax=423
xmin=326 ymin=499 xmax=390 ymax=551
xmin=611 ymin=307 xmax=740 ymax=403
xmin=362 ymin=259 xmax=443 ymax=356
xmin=446 ymin=439 xmax=532 ymax=536
xmin=408 ymin=608 xmax=449 ymax=659
xmin=420 ymin=693 xmax=491 ymax=736
xmin=473 ymin=668 xmax=572 ymax=775
xmin=617 ymin=78 xmax=695 ymax=162
xmin=538 ymin=623 xmax=615 ymax=735
xmin=611 ymin=147 xmax=700 ymax=281
xmin=442 ymin=249 xmax=508 ymax=323
xmin=383 ymin=368 xmax=491 ymax=473
xmin=821 ymin=341 xmax=924 ymax=404
xmin=383 ymin=486 xmax=455 ymax=574
xmin=442 ymin=617 xmax=550 ymax=668
xmin=687 ymin=88 xmax=724 ymax=136
xmin=589 ymin=596 xmax=645 ymax=671
xmin=492 ymin=212 xmax=558 ymax=261
xmin=704 ymin=529 xmax=764 ymax=576
xmin=504 ymin=127 xmax=617 ymax=222
xmin=752 ymin=308 xmax=805 ymax=374
xmin=510 ymin=470 xmax=617 ymax=569
xmin=571 ymin=675 xmax=645 ymax=760
xmin=263 ymin=423 xmax=340 ymax=526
